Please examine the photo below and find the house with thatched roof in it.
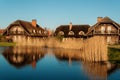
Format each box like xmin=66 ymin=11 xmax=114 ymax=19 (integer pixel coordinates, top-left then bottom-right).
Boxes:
xmin=54 ymin=22 xmax=90 ymax=38
xmin=2 ymin=19 xmax=48 ymax=43
xmin=0 ymin=29 xmax=5 ymax=35
xmin=87 ymin=17 xmax=120 ymax=44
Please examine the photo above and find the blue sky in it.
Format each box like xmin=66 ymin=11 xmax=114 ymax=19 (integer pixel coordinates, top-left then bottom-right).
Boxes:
xmin=0 ymin=0 xmax=120 ymax=30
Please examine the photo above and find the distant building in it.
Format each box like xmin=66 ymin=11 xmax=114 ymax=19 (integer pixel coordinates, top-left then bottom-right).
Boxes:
xmin=54 ymin=22 xmax=90 ymax=38
xmin=87 ymin=17 xmax=120 ymax=44
xmin=3 ymin=19 xmax=48 ymax=43
xmin=0 ymin=29 xmax=5 ymax=35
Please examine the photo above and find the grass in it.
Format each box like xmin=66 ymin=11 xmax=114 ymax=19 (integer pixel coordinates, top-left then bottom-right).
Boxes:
xmin=108 ymin=44 xmax=120 ymax=64
xmin=0 ymin=42 xmax=16 ymax=46
xmin=108 ymin=48 xmax=120 ymax=61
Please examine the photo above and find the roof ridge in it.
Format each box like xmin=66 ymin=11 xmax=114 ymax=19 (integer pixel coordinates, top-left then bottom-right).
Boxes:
xmin=100 ymin=16 xmax=114 ymax=22
xmin=60 ymin=24 xmax=90 ymax=26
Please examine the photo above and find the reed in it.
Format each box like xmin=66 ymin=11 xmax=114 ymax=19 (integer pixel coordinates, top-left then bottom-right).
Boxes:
xmin=46 ymin=38 xmax=84 ymax=49
xmin=15 ymin=36 xmax=108 ymax=62
xmin=82 ymin=36 xmax=108 ymax=62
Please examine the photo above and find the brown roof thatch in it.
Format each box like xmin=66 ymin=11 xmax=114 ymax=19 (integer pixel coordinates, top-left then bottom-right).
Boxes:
xmin=3 ymin=20 xmax=47 ymax=37
xmin=54 ymin=24 xmax=90 ymax=38
xmin=87 ymin=17 xmax=120 ymax=35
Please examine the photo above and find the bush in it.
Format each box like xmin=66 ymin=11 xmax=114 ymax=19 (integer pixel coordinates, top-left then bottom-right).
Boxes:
xmin=55 ymin=34 xmax=64 ymax=41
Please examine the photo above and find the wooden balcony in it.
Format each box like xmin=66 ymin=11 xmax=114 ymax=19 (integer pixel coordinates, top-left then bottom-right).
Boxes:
xmin=30 ymin=33 xmax=48 ymax=37
xmin=8 ymin=31 xmax=25 ymax=35
xmin=7 ymin=31 xmax=48 ymax=37
xmin=94 ymin=31 xmax=118 ymax=35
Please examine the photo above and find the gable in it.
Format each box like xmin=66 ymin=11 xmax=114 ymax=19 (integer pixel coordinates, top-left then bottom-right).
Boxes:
xmin=3 ymin=20 xmax=47 ymax=37
xmin=87 ymin=17 xmax=120 ymax=35
xmin=95 ymin=23 xmax=118 ymax=31
xmin=10 ymin=25 xmax=24 ymax=32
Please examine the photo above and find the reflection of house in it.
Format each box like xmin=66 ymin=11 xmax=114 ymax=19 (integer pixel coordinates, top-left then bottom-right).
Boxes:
xmin=2 ymin=46 xmax=46 ymax=68
xmin=2 ymin=19 xmax=48 ymax=43
xmin=87 ymin=17 xmax=120 ymax=44
xmin=82 ymin=62 xmax=119 ymax=80
xmin=54 ymin=23 xmax=90 ymax=38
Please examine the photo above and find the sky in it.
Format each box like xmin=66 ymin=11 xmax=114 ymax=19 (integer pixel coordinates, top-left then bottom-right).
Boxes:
xmin=0 ymin=0 xmax=120 ymax=30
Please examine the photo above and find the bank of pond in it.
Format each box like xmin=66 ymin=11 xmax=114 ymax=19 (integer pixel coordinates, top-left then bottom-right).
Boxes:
xmin=108 ymin=48 xmax=120 ymax=63
xmin=0 ymin=42 xmax=16 ymax=46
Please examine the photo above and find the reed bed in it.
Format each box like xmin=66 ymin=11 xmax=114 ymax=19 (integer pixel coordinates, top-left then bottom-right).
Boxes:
xmin=82 ymin=36 xmax=108 ymax=62
xmin=15 ymin=36 xmax=108 ymax=62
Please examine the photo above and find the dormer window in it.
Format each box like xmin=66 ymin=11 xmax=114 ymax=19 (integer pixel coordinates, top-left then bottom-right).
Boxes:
xmin=39 ymin=30 xmax=41 ymax=34
xmin=68 ymin=31 xmax=74 ymax=35
xmin=79 ymin=31 xmax=85 ymax=35
xmin=44 ymin=31 xmax=47 ymax=34
xmin=58 ymin=31 xmax=64 ymax=35
xmin=33 ymin=29 xmax=36 ymax=33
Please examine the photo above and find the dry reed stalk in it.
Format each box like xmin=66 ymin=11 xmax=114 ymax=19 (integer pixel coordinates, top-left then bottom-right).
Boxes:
xmin=82 ymin=36 xmax=108 ymax=62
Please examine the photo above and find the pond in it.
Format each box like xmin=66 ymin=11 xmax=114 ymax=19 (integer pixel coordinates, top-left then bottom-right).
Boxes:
xmin=0 ymin=46 xmax=120 ymax=80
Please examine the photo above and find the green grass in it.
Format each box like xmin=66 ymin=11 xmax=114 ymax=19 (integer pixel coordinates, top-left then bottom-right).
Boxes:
xmin=0 ymin=42 xmax=16 ymax=46
xmin=108 ymin=44 xmax=120 ymax=64
xmin=108 ymin=48 xmax=120 ymax=61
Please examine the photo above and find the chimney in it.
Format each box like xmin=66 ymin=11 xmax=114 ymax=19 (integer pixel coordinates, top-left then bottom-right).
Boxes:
xmin=32 ymin=19 xmax=37 ymax=27
xmin=97 ymin=17 xmax=103 ymax=22
xmin=69 ymin=22 xmax=72 ymax=30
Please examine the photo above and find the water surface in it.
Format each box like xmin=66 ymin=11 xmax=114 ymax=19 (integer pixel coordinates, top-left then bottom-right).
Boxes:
xmin=0 ymin=46 xmax=120 ymax=80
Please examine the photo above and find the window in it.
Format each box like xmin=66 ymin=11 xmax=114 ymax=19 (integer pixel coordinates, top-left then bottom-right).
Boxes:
xmin=33 ymin=29 xmax=36 ymax=33
xmin=101 ymin=26 xmax=105 ymax=33
xmin=107 ymin=26 xmax=111 ymax=34
xmin=39 ymin=30 xmax=41 ymax=34
xmin=79 ymin=31 xmax=85 ymax=35
xmin=44 ymin=31 xmax=47 ymax=34
xmin=17 ymin=26 xmax=24 ymax=31
xmin=10 ymin=26 xmax=17 ymax=31
xmin=107 ymin=36 xmax=111 ymax=43
xmin=68 ymin=31 xmax=74 ymax=35
xmin=58 ymin=31 xmax=64 ymax=35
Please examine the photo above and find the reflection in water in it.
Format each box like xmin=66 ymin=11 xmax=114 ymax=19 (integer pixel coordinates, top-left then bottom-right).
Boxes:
xmin=53 ymin=49 xmax=118 ymax=80
xmin=1 ymin=46 xmax=119 ymax=80
xmin=2 ymin=46 xmax=47 ymax=68
xmin=0 ymin=47 xmax=6 ymax=54
xmin=53 ymin=49 xmax=81 ymax=65
xmin=82 ymin=62 xmax=107 ymax=80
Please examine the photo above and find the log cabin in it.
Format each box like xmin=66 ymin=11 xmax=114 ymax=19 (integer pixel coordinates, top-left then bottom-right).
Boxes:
xmin=2 ymin=19 xmax=48 ymax=43
xmin=87 ymin=17 xmax=120 ymax=44
xmin=54 ymin=22 xmax=90 ymax=38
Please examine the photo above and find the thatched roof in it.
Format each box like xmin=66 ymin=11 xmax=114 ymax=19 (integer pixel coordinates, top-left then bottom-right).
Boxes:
xmin=3 ymin=20 xmax=47 ymax=37
xmin=54 ymin=24 xmax=90 ymax=38
xmin=87 ymin=17 xmax=120 ymax=35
